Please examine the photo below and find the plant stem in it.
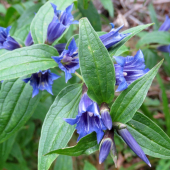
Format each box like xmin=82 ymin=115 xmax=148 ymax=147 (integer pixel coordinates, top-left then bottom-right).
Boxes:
xmin=75 ymin=72 xmax=84 ymax=82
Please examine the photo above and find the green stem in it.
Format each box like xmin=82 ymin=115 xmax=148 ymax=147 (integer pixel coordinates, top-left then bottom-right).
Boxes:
xmin=75 ymin=72 xmax=84 ymax=82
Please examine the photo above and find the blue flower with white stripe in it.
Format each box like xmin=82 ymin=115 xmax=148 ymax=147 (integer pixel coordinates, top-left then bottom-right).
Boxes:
xmin=114 ymin=50 xmax=149 ymax=92
xmin=65 ymin=92 xmax=107 ymax=144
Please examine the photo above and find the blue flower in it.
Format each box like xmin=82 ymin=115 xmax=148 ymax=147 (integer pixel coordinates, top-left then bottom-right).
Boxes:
xmin=46 ymin=3 xmax=78 ymax=44
xmin=52 ymin=38 xmax=79 ymax=83
xmin=65 ymin=92 xmax=107 ymax=144
xmin=157 ymin=44 xmax=170 ymax=54
xmin=0 ymin=26 xmax=20 ymax=50
xmin=100 ymin=103 xmax=112 ymax=130
xmin=99 ymin=130 xmax=117 ymax=165
xmin=54 ymin=43 xmax=66 ymax=54
xmin=114 ymin=50 xmax=149 ymax=92
xmin=25 ymin=32 xmax=33 ymax=46
xmin=158 ymin=16 xmax=170 ymax=54
xmin=117 ymin=128 xmax=151 ymax=167
xmin=159 ymin=15 xmax=170 ymax=31
xmin=23 ymin=70 xmax=60 ymax=98
xmin=99 ymin=23 xmax=130 ymax=49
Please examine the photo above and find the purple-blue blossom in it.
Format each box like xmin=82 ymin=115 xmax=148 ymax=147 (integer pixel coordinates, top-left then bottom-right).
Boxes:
xmin=25 ymin=32 xmax=33 ymax=46
xmin=64 ymin=92 xmax=107 ymax=144
xmin=157 ymin=16 xmax=170 ymax=54
xmin=99 ymin=130 xmax=117 ymax=165
xmin=117 ymin=128 xmax=151 ymax=167
xmin=52 ymin=38 xmax=79 ymax=83
xmin=114 ymin=50 xmax=149 ymax=92
xmin=0 ymin=26 xmax=20 ymax=50
xmin=23 ymin=70 xmax=60 ymax=98
xmin=46 ymin=3 xmax=78 ymax=45
xmin=100 ymin=103 xmax=112 ymax=130
xmin=159 ymin=15 xmax=170 ymax=31
xmin=99 ymin=23 xmax=130 ymax=49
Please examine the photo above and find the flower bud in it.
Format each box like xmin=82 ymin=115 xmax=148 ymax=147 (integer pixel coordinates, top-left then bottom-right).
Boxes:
xmin=100 ymin=103 xmax=112 ymax=130
xmin=117 ymin=128 xmax=151 ymax=167
xmin=25 ymin=32 xmax=33 ymax=46
xmin=99 ymin=130 xmax=117 ymax=167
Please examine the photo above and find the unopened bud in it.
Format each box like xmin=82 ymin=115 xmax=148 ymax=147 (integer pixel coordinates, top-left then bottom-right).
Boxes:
xmin=100 ymin=103 xmax=112 ymax=130
xmin=117 ymin=128 xmax=151 ymax=167
xmin=99 ymin=130 xmax=117 ymax=166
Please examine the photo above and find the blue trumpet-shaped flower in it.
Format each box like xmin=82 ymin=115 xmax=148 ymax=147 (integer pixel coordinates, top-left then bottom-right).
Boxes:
xmin=158 ymin=16 xmax=170 ymax=54
xmin=0 ymin=26 xmax=20 ymax=50
xmin=65 ymin=92 xmax=107 ymax=144
xmin=46 ymin=3 xmax=78 ymax=44
xmin=99 ymin=23 xmax=130 ymax=49
xmin=52 ymin=38 xmax=79 ymax=83
xmin=159 ymin=15 xmax=170 ymax=31
xmin=114 ymin=50 xmax=149 ymax=92
xmin=54 ymin=43 xmax=66 ymax=54
xmin=117 ymin=128 xmax=151 ymax=167
xmin=99 ymin=130 xmax=117 ymax=165
xmin=23 ymin=70 xmax=60 ymax=98
xmin=25 ymin=32 xmax=33 ymax=46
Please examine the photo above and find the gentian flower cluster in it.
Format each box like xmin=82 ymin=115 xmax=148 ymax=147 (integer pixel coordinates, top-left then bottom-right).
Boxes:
xmin=52 ymin=38 xmax=79 ymax=83
xmin=157 ymin=15 xmax=170 ymax=54
xmin=0 ymin=26 xmax=20 ymax=50
xmin=114 ymin=50 xmax=149 ymax=92
xmin=23 ymin=70 xmax=60 ymax=98
xmin=46 ymin=3 xmax=79 ymax=45
xmin=99 ymin=123 xmax=151 ymax=167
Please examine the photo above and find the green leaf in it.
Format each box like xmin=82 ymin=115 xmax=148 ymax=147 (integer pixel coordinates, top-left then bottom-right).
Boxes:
xmin=78 ymin=0 xmax=101 ymax=31
xmin=17 ymin=121 xmax=35 ymax=147
xmin=0 ymin=134 xmax=17 ymax=170
xmin=110 ymin=60 xmax=163 ymax=123
xmin=31 ymin=0 xmax=75 ymax=44
xmin=84 ymin=161 xmax=97 ymax=170
xmin=17 ymin=3 xmax=42 ymax=29
xmin=79 ymin=18 xmax=115 ymax=104
xmin=156 ymin=74 xmax=170 ymax=136
xmin=45 ymin=132 xmax=98 ymax=156
xmin=11 ymin=142 xmax=29 ymax=170
xmin=0 ymin=78 xmax=41 ymax=143
xmin=12 ymin=4 xmax=25 ymax=15
xmin=114 ymin=45 xmax=129 ymax=56
xmin=148 ymin=3 xmax=159 ymax=30
xmin=0 ymin=49 xmax=8 ymax=56
xmin=99 ymin=0 xmax=114 ymax=17
xmin=142 ymin=49 xmax=158 ymax=69
xmin=0 ymin=44 xmax=58 ymax=81
xmin=109 ymin=23 xmax=153 ymax=56
xmin=12 ymin=24 xmax=30 ymax=45
xmin=127 ymin=112 xmax=170 ymax=159
xmin=54 ymin=155 xmax=73 ymax=170
xmin=38 ymin=84 xmax=82 ymax=170
xmin=0 ymin=4 xmax=6 ymax=15
xmin=137 ymin=31 xmax=170 ymax=47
